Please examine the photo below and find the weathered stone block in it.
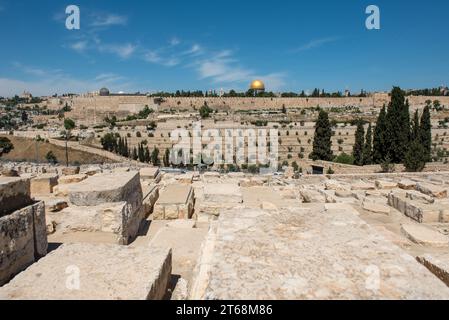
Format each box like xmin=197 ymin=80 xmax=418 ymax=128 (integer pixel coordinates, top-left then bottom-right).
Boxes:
xmin=50 ymin=201 xmax=144 ymax=245
xmin=0 ymin=177 xmax=32 ymax=217
xmin=416 ymin=183 xmax=447 ymax=199
xmin=61 ymin=166 xmax=80 ymax=175
xmin=58 ymin=174 xmax=87 ymax=185
xmin=203 ymin=183 xmax=242 ymax=203
xmin=398 ymin=179 xmax=417 ymax=190
xmin=142 ymin=185 xmax=159 ymax=217
xmin=375 ymin=179 xmax=398 ymax=190
xmin=153 ymin=185 xmax=194 ymax=220
xmin=175 ymin=173 xmax=194 ymax=184
xmin=30 ymin=173 xmax=59 ymax=195
xmin=190 ymin=205 xmax=449 ymax=299
xmin=0 ymin=201 xmax=47 ymax=286
xmin=401 ymin=224 xmax=449 ymax=247
xmin=417 ymin=254 xmax=449 ymax=287
xmin=140 ymin=167 xmax=161 ymax=183
xmin=362 ymin=200 xmax=390 ymax=215
xmin=68 ymin=171 xmax=143 ymax=214
xmin=0 ymin=244 xmax=172 ymax=300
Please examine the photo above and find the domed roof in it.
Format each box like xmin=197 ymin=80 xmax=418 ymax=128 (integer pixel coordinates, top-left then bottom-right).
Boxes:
xmin=99 ymin=87 xmax=110 ymax=96
xmin=250 ymin=80 xmax=265 ymax=91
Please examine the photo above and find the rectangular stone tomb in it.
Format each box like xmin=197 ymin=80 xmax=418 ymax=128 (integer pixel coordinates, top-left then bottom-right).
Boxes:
xmin=0 ymin=244 xmax=172 ymax=300
xmin=49 ymin=201 xmax=145 ymax=245
xmin=30 ymin=173 xmax=59 ymax=196
xmin=153 ymin=185 xmax=194 ymax=220
xmin=68 ymin=171 xmax=143 ymax=213
xmin=190 ymin=204 xmax=449 ymax=300
xmin=388 ymin=191 xmax=445 ymax=223
xmin=0 ymin=201 xmax=47 ymax=286
xmin=203 ymin=183 xmax=243 ymax=203
xmin=140 ymin=167 xmax=161 ymax=183
xmin=0 ymin=177 xmax=33 ymax=217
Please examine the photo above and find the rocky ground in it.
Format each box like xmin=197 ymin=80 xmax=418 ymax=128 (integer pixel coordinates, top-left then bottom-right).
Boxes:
xmin=1 ymin=163 xmax=449 ymax=300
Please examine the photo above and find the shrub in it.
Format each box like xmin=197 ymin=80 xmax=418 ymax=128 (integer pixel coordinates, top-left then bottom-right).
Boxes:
xmin=333 ymin=153 xmax=354 ymax=165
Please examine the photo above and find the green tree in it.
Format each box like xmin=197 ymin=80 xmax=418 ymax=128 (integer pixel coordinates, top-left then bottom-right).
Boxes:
xmin=310 ymin=110 xmax=333 ymax=161
xmin=199 ymin=104 xmax=213 ymax=119
xmin=45 ymin=151 xmax=58 ymax=164
xmin=333 ymin=153 xmax=355 ymax=165
xmin=144 ymin=147 xmax=150 ymax=163
xmin=132 ymin=147 xmax=138 ymax=161
xmin=0 ymin=137 xmax=14 ymax=156
xmin=163 ymin=148 xmax=170 ymax=167
xmin=138 ymin=143 xmax=145 ymax=162
xmin=363 ymin=123 xmax=373 ymax=165
xmin=21 ymin=111 xmax=28 ymax=123
xmin=404 ymin=140 xmax=426 ymax=172
xmin=63 ymin=118 xmax=76 ymax=167
xmin=353 ymin=120 xmax=365 ymax=166
xmin=151 ymin=147 xmax=160 ymax=166
xmin=101 ymin=133 xmax=118 ymax=152
xmin=385 ymin=87 xmax=410 ymax=163
xmin=411 ymin=110 xmax=420 ymax=142
xmin=420 ymin=104 xmax=432 ymax=162
xmin=281 ymin=104 xmax=287 ymax=114
xmin=373 ymin=105 xmax=387 ymax=164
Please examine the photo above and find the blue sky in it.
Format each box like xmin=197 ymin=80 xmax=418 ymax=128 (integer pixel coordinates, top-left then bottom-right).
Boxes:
xmin=0 ymin=0 xmax=448 ymax=96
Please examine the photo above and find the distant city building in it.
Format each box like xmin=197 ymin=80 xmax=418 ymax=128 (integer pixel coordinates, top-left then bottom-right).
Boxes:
xmin=21 ymin=91 xmax=33 ymax=100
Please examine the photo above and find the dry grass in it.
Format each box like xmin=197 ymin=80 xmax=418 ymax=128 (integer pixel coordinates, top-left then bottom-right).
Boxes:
xmin=0 ymin=135 xmax=114 ymax=165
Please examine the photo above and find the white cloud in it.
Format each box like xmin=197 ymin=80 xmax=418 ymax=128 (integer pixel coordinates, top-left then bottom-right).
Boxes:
xmin=99 ymin=43 xmax=137 ymax=59
xmin=194 ymin=50 xmax=287 ymax=90
xmin=169 ymin=37 xmax=180 ymax=46
xmin=91 ymin=14 xmax=128 ymax=27
xmin=196 ymin=50 xmax=252 ymax=83
xmin=70 ymin=40 xmax=88 ymax=53
xmin=12 ymin=62 xmax=63 ymax=78
xmin=1 ymin=64 xmax=135 ymax=97
xmin=291 ymin=37 xmax=340 ymax=52
xmin=143 ymin=50 xmax=180 ymax=67
xmin=182 ymin=44 xmax=203 ymax=56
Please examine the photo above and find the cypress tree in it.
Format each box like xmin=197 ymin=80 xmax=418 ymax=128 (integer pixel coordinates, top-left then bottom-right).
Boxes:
xmin=420 ymin=104 xmax=432 ymax=162
xmin=411 ymin=110 xmax=420 ymax=142
xmin=151 ymin=147 xmax=160 ymax=166
xmin=138 ymin=143 xmax=144 ymax=162
xmin=132 ymin=147 xmax=138 ymax=161
xmin=144 ymin=147 xmax=150 ymax=163
xmin=353 ymin=120 xmax=365 ymax=166
xmin=124 ymin=138 xmax=129 ymax=157
xmin=310 ymin=110 xmax=333 ymax=161
xmin=363 ymin=123 xmax=373 ymax=165
xmin=373 ymin=105 xmax=387 ymax=164
xmin=118 ymin=137 xmax=124 ymax=156
xmin=385 ymin=87 xmax=410 ymax=163
xmin=404 ymin=140 xmax=426 ymax=172
xmin=163 ymin=148 xmax=170 ymax=167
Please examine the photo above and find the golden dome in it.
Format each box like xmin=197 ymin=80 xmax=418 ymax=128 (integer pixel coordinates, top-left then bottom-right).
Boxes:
xmin=250 ymin=80 xmax=265 ymax=91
